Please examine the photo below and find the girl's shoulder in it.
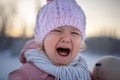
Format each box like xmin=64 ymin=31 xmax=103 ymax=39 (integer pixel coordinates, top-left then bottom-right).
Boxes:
xmin=8 ymin=63 xmax=55 ymax=80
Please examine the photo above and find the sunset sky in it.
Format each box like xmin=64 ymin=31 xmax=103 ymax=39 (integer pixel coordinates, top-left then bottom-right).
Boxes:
xmin=0 ymin=0 xmax=120 ymax=39
xmin=77 ymin=0 xmax=120 ymax=38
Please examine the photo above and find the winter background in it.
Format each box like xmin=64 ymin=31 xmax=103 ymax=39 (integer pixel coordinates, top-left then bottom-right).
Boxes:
xmin=0 ymin=0 xmax=120 ymax=80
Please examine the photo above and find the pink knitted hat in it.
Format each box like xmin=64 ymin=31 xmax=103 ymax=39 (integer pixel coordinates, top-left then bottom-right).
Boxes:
xmin=34 ymin=0 xmax=86 ymax=43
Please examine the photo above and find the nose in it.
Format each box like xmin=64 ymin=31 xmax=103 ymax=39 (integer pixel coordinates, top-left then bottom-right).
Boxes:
xmin=60 ymin=35 xmax=71 ymax=43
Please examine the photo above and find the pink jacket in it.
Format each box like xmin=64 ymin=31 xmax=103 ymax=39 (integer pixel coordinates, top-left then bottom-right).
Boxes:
xmin=8 ymin=63 xmax=55 ymax=80
xmin=8 ymin=39 xmax=94 ymax=80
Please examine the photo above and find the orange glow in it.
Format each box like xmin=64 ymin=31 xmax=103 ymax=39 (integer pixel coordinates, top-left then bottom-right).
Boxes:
xmin=6 ymin=26 xmax=23 ymax=38
xmin=25 ymin=27 xmax=34 ymax=38
xmin=0 ymin=18 xmax=2 ymax=32
xmin=5 ymin=0 xmax=36 ymax=38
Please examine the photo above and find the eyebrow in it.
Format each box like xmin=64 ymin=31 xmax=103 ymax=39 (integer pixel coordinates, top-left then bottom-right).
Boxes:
xmin=72 ymin=28 xmax=80 ymax=32
xmin=57 ymin=27 xmax=80 ymax=32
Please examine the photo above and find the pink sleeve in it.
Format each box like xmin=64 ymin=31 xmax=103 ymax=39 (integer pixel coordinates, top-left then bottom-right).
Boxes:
xmin=8 ymin=70 xmax=28 ymax=80
xmin=19 ymin=39 xmax=40 ymax=64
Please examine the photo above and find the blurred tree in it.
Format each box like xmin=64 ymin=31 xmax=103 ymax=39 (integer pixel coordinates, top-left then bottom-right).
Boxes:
xmin=0 ymin=0 xmax=16 ymax=35
xmin=0 ymin=0 xmax=17 ymax=50
xmin=0 ymin=0 xmax=41 ymax=53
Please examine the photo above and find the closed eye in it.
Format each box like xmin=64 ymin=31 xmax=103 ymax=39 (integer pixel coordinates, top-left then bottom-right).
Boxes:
xmin=71 ymin=32 xmax=80 ymax=35
xmin=51 ymin=29 xmax=62 ymax=33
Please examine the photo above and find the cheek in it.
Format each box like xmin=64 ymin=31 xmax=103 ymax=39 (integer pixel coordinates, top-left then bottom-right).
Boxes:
xmin=44 ymin=34 xmax=59 ymax=54
xmin=44 ymin=35 xmax=59 ymax=46
xmin=72 ymin=42 xmax=81 ymax=60
xmin=73 ymin=38 xmax=82 ymax=53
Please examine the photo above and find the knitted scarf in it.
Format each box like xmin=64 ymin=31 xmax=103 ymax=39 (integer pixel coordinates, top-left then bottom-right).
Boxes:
xmin=25 ymin=49 xmax=91 ymax=80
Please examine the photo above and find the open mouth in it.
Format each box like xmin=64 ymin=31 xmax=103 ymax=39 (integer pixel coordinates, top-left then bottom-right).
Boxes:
xmin=56 ymin=47 xmax=71 ymax=56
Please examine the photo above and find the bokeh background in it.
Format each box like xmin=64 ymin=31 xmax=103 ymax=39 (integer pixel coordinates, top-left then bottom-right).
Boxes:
xmin=0 ymin=0 xmax=120 ymax=80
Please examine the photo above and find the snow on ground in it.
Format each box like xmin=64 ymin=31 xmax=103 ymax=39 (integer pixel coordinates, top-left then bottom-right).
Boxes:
xmin=0 ymin=50 xmax=22 ymax=80
xmin=0 ymin=50 xmax=119 ymax=80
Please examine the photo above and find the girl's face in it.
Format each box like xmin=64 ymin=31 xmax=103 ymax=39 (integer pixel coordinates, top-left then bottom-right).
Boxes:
xmin=44 ymin=26 xmax=82 ymax=65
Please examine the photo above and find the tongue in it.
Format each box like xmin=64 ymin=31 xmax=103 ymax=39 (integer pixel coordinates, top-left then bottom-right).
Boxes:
xmin=58 ymin=51 xmax=68 ymax=56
